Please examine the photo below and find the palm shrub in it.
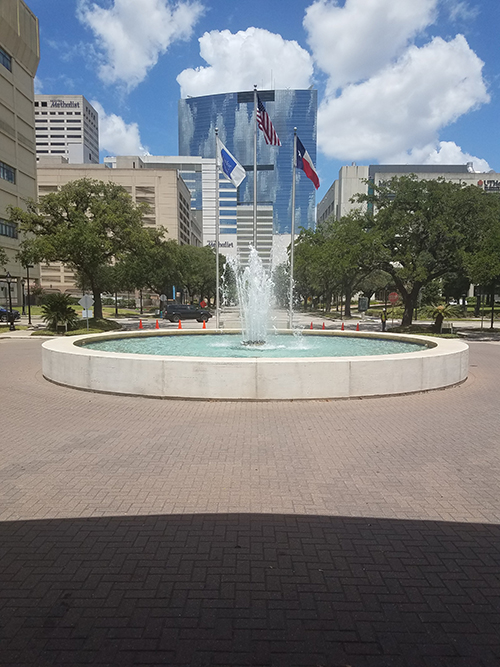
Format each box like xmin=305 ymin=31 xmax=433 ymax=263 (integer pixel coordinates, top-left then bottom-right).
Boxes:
xmin=431 ymin=303 xmax=459 ymax=333
xmin=41 ymin=293 xmax=79 ymax=331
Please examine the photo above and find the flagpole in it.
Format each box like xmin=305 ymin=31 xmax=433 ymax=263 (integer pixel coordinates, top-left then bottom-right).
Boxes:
xmin=253 ymin=84 xmax=258 ymax=251
xmin=215 ymin=127 xmax=220 ymax=330
xmin=289 ymin=127 xmax=297 ymax=329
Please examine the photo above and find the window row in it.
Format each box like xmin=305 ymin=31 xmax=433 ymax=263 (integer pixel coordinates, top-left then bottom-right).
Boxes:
xmin=36 ymin=112 xmax=82 ymax=117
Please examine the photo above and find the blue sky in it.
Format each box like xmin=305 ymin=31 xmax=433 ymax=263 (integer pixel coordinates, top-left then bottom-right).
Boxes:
xmin=29 ymin=0 xmax=500 ymax=201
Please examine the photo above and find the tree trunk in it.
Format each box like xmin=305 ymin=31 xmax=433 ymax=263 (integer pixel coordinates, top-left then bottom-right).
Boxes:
xmin=490 ymin=286 xmax=496 ymax=330
xmin=434 ymin=313 xmax=444 ymax=333
xmin=401 ymin=294 xmax=413 ymax=327
xmin=344 ymin=285 xmax=352 ymax=318
xmin=92 ymin=286 xmax=103 ymax=320
xmin=398 ymin=282 xmax=422 ymax=328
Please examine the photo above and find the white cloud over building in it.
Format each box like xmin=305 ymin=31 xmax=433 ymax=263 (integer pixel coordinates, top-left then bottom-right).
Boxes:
xmin=177 ymin=28 xmax=314 ymax=98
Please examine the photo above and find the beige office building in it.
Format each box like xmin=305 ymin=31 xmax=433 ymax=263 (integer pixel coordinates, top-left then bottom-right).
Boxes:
xmin=37 ymin=157 xmax=200 ymax=293
xmin=0 ymin=0 xmax=40 ymax=307
xmin=317 ymin=163 xmax=500 ymax=223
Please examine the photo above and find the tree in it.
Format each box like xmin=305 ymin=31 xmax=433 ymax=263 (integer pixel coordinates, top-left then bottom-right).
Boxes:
xmin=178 ymin=245 xmax=217 ymax=303
xmin=463 ymin=195 xmax=500 ymax=328
xmin=356 ymin=176 xmax=497 ymax=326
xmin=293 ymin=229 xmax=326 ymax=309
xmin=318 ymin=213 xmax=379 ymax=316
xmin=117 ymin=235 xmax=182 ymax=301
xmin=10 ymin=178 xmax=150 ymax=319
xmin=293 ymin=213 xmax=379 ymax=315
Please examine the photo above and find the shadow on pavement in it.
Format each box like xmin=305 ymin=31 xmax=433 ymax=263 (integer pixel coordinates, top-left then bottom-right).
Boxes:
xmin=1 ymin=513 xmax=499 ymax=666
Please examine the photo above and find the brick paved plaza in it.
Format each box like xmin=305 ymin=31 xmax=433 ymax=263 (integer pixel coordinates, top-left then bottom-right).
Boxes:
xmin=1 ymin=338 xmax=500 ymax=666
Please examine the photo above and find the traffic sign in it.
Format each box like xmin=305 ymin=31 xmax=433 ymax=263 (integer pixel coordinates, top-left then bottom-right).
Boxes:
xmin=79 ymin=295 xmax=94 ymax=309
xmin=388 ymin=292 xmax=399 ymax=305
xmin=160 ymin=294 xmax=167 ymax=302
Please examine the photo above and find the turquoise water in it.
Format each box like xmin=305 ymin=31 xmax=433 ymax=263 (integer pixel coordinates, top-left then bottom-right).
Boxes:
xmin=80 ymin=333 xmax=425 ymax=358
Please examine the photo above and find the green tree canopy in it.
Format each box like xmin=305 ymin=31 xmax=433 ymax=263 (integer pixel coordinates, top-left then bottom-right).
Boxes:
xmin=293 ymin=212 xmax=378 ymax=314
xmin=355 ymin=175 xmax=498 ymax=326
xmin=10 ymin=178 xmax=151 ymax=319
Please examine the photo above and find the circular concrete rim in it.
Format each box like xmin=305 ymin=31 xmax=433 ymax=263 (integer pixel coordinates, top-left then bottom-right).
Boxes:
xmin=42 ymin=329 xmax=469 ymax=401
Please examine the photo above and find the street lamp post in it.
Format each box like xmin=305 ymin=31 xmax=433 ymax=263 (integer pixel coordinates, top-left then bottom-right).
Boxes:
xmin=5 ymin=272 xmax=15 ymax=331
xmin=26 ymin=264 xmax=33 ymax=326
xmin=21 ymin=279 xmax=26 ymax=316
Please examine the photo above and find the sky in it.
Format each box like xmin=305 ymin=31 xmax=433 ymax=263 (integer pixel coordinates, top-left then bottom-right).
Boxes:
xmin=28 ymin=0 xmax=500 ymax=202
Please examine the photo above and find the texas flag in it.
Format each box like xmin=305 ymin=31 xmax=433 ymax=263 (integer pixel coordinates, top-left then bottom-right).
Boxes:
xmin=296 ymin=136 xmax=320 ymax=190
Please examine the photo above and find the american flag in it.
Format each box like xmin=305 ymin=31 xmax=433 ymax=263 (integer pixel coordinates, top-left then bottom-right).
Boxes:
xmin=256 ymin=95 xmax=281 ymax=146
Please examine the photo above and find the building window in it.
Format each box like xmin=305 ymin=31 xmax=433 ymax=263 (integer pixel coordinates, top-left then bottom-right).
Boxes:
xmin=0 ymin=46 xmax=12 ymax=72
xmin=0 ymin=160 xmax=15 ymax=184
xmin=0 ymin=219 xmax=18 ymax=238
xmin=41 ymin=102 xmax=47 ymax=107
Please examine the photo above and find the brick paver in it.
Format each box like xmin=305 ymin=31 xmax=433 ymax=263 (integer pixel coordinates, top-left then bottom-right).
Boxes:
xmin=1 ymin=338 xmax=500 ymax=666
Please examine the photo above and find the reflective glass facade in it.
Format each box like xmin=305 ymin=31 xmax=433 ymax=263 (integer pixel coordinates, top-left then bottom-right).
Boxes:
xmin=179 ymin=89 xmax=318 ymax=235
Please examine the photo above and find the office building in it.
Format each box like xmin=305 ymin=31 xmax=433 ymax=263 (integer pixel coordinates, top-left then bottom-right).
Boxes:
xmin=37 ymin=156 xmax=199 ymax=293
xmin=318 ymin=163 xmax=500 ymax=223
xmin=104 ymin=154 xmax=225 ymax=257
xmin=34 ymin=94 xmax=99 ymax=164
xmin=0 ymin=0 xmax=41 ymax=308
xmin=179 ymin=89 xmax=318 ymax=265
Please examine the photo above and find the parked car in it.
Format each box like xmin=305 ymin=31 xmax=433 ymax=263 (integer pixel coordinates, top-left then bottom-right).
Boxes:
xmin=162 ymin=304 xmax=212 ymax=323
xmin=0 ymin=307 xmax=20 ymax=323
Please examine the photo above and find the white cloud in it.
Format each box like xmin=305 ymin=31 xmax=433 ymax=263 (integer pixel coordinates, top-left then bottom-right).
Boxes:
xmin=78 ymin=0 xmax=204 ymax=91
xmin=92 ymin=101 xmax=148 ymax=155
xmin=304 ymin=0 xmax=437 ymax=92
xmin=445 ymin=0 xmax=479 ymax=23
xmin=316 ymin=35 xmax=489 ymax=161
xmin=385 ymin=141 xmax=490 ymax=172
xmin=34 ymin=76 xmax=43 ymax=94
xmin=177 ymin=27 xmax=313 ymax=98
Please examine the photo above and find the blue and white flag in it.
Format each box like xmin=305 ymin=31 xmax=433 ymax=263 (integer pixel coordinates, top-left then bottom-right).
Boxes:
xmin=216 ymin=137 xmax=246 ymax=188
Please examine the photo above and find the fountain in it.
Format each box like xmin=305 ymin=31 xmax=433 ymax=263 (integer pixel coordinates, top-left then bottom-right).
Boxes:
xmin=232 ymin=248 xmax=273 ymax=345
xmin=42 ymin=247 xmax=468 ymax=400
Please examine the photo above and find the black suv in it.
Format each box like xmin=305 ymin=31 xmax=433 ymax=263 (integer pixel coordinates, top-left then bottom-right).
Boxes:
xmin=162 ymin=304 xmax=212 ymax=323
xmin=0 ymin=307 xmax=20 ymax=323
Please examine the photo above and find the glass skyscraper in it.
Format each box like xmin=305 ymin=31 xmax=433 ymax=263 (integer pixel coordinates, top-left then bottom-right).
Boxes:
xmin=178 ymin=89 xmax=318 ymax=250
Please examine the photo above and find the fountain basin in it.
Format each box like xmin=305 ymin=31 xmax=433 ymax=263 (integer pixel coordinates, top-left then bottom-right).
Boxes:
xmin=42 ymin=330 xmax=468 ymax=400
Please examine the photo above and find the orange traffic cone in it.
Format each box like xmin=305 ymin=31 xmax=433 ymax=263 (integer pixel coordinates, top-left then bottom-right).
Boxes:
xmin=322 ymin=322 xmax=325 ymax=330
xmin=139 ymin=319 xmax=143 ymax=329
xmin=341 ymin=322 xmax=344 ymax=331
xmin=356 ymin=322 xmax=360 ymax=331
xmin=202 ymin=319 xmax=206 ymax=329
xmin=155 ymin=319 xmax=159 ymax=329
xmin=310 ymin=322 xmax=313 ymax=330
xmin=178 ymin=320 xmax=182 ymax=330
